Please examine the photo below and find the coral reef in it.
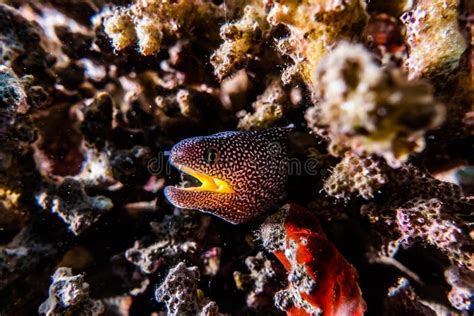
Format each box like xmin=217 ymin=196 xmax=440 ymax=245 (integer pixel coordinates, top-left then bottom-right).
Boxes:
xmin=39 ymin=267 xmax=104 ymax=315
xmin=125 ymin=209 xmax=207 ymax=274
xmin=260 ymin=204 xmax=366 ymax=315
xmin=306 ymin=42 xmax=445 ymax=166
xmin=0 ymin=0 xmax=471 ymax=314
xmin=211 ymin=3 xmax=268 ymax=80
xmin=237 ymin=77 xmax=290 ymax=130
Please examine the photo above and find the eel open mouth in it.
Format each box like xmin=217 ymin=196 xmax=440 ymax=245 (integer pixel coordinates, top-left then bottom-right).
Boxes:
xmin=173 ymin=164 xmax=235 ymax=194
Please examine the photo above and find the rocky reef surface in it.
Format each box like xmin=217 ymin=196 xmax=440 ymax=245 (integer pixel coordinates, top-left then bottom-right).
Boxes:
xmin=0 ymin=0 xmax=472 ymax=315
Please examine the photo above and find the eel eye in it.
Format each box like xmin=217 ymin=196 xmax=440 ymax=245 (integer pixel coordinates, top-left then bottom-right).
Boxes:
xmin=204 ymin=147 xmax=219 ymax=164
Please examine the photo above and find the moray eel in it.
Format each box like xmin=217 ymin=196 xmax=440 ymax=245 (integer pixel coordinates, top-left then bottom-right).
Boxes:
xmin=164 ymin=127 xmax=290 ymax=224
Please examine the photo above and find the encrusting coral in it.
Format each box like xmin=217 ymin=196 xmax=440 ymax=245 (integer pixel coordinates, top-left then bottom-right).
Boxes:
xmin=306 ymin=42 xmax=445 ymax=166
xmin=260 ymin=204 xmax=366 ymax=316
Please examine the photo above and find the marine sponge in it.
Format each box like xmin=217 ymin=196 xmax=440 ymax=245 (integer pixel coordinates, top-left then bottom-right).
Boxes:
xmin=260 ymin=203 xmax=366 ymax=316
xmin=324 ymin=153 xmax=388 ymax=200
xmin=401 ymin=0 xmax=467 ymax=80
xmin=36 ymin=178 xmax=113 ymax=235
xmin=39 ymin=267 xmax=104 ymax=316
xmin=154 ymin=262 xmax=220 ymax=316
xmin=268 ymin=0 xmax=368 ymax=84
xmin=307 ymin=42 xmax=445 ymax=166
xmin=237 ymin=77 xmax=289 ymax=130
xmin=102 ymin=0 xmax=221 ymax=56
xmin=211 ymin=3 xmax=269 ymax=80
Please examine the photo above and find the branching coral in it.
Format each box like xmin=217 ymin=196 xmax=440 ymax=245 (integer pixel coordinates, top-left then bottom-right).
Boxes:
xmin=211 ymin=3 xmax=269 ymax=80
xmin=260 ymin=203 xmax=366 ymax=316
xmin=154 ymin=262 xmax=221 ymax=316
xmin=306 ymin=42 xmax=445 ymax=166
xmin=401 ymin=0 xmax=467 ymax=80
xmin=268 ymin=0 xmax=368 ymax=84
xmin=383 ymin=278 xmax=436 ymax=315
xmin=237 ymin=77 xmax=290 ymax=130
xmin=102 ymin=0 xmax=222 ymax=56
xmin=39 ymin=267 xmax=104 ymax=316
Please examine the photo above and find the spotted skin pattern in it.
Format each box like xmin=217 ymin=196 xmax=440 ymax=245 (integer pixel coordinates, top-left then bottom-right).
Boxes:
xmin=164 ymin=128 xmax=290 ymax=224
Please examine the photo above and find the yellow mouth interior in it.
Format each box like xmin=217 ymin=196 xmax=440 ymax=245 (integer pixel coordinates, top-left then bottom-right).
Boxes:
xmin=177 ymin=164 xmax=235 ymax=194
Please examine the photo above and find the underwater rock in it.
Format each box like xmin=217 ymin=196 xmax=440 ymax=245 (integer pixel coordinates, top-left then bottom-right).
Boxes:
xmin=383 ymin=278 xmax=436 ymax=316
xmin=125 ymin=209 xmax=208 ymax=274
xmin=0 ymin=4 xmax=53 ymax=79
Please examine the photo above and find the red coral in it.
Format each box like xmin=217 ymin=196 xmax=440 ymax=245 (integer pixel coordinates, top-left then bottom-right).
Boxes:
xmin=261 ymin=204 xmax=366 ymax=316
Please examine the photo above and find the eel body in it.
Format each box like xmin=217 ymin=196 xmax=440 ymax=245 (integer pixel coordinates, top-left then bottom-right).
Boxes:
xmin=164 ymin=127 xmax=290 ymax=224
